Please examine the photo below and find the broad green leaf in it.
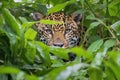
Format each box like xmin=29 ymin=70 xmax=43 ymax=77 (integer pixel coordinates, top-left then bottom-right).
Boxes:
xmin=48 ymin=2 xmax=68 ymax=14
xmin=48 ymin=0 xmax=76 ymax=14
xmin=24 ymin=28 xmax=37 ymax=40
xmin=36 ymin=41 xmax=51 ymax=67
xmin=87 ymin=22 xmax=100 ymax=32
xmin=25 ymin=74 xmax=38 ymax=80
xmin=2 ymin=8 xmax=21 ymax=36
xmin=45 ymin=63 xmax=88 ymax=80
xmin=24 ymin=41 xmax=36 ymax=63
xmin=87 ymin=39 xmax=103 ymax=52
xmin=104 ymin=51 xmax=120 ymax=80
xmin=49 ymin=47 xmax=69 ymax=60
xmin=104 ymin=39 xmax=116 ymax=49
xmin=88 ymin=67 xmax=103 ymax=80
xmin=105 ymin=68 xmax=116 ymax=80
xmin=0 ymin=66 xmax=20 ymax=74
xmin=111 ymin=20 xmax=120 ymax=35
xmin=70 ymin=47 xmax=93 ymax=61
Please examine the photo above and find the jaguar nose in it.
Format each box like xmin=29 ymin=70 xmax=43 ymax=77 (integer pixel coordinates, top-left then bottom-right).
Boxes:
xmin=53 ymin=43 xmax=64 ymax=47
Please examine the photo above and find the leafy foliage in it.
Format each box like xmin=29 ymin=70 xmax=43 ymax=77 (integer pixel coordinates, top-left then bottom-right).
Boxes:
xmin=0 ymin=0 xmax=120 ymax=80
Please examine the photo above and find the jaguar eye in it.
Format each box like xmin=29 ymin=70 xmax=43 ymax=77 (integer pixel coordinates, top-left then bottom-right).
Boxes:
xmin=46 ymin=29 xmax=52 ymax=33
xmin=65 ymin=29 xmax=71 ymax=33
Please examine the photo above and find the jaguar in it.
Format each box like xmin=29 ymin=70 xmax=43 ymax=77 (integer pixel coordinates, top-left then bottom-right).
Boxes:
xmin=33 ymin=12 xmax=83 ymax=49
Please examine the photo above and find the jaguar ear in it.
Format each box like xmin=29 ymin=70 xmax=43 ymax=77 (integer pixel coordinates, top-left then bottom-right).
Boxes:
xmin=32 ymin=12 xmax=44 ymax=20
xmin=72 ymin=13 xmax=82 ymax=25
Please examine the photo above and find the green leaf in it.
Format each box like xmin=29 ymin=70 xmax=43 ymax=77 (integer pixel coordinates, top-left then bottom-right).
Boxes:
xmin=104 ymin=39 xmax=116 ymax=49
xmin=0 ymin=66 xmax=20 ymax=74
xmin=45 ymin=63 xmax=88 ymax=80
xmin=2 ymin=8 xmax=22 ymax=36
xmin=22 ymin=22 xmax=35 ymax=29
xmin=24 ymin=28 xmax=37 ymax=40
xmin=88 ymin=67 xmax=103 ymax=80
xmin=40 ymin=20 xmax=64 ymax=25
xmin=87 ymin=22 xmax=100 ymax=32
xmin=70 ymin=47 xmax=93 ymax=62
xmin=111 ymin=20 xmax=120 ymax=35
xmin=87 ymin=39 xmax=103 ymax=53
xmin=49 ymin=47 xmax=69 ymax=60
xmin=108 ymin=1 xmax=120 ymax=17
xmin=104 ymin=51 xmax=120 ymax=80
xmin=36 ymin=41 xmax=51 ymax=67
xmin=24 ymin=41 xmax=36 ymax=63
xmin=48 ymin=2 xmax=68 ymax=14
xmin=25 ymin=74 xmax=38 ymax=80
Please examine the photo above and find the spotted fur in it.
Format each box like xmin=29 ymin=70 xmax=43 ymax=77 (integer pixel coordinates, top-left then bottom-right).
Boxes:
xmin=33 ymin=12 xmax=82 ymax=48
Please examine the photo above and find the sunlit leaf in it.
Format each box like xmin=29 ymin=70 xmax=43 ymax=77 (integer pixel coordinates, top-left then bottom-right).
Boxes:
xmin=22 ymin=22 xmax=35 ymax=29
xmin=40 ymin=20 xmax=64 ymax=25
xmin=49 ymin=47 xmax=69 ymax=60
xmin=24 ymin=28 xmax=37 ymax=40
xmin=0 ymin=66 xmax=20 ymax=74
xmin=70 ymin=47 xmax=93 ymax=61
xmin=25 ymin=74 xmax=38 ymax=80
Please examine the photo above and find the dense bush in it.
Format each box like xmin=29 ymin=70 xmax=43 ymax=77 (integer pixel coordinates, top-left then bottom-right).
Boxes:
xmin=0 ymin=0 xmax=120 ymax=80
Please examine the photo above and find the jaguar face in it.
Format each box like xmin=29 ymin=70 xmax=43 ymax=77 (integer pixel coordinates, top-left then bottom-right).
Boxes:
xmin=33 ymin=12 xmax=82 ymax=48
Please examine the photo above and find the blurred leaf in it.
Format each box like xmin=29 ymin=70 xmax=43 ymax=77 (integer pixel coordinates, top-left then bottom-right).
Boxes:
xmin=70 ymin=47 xmax=93 ymax=61
xmin=45 ymin=63 xmax=88 ymax=80
xmin=0 ymin=75 xmax=8 ymax=80
xmin=48 ymin=0 xmax=75 ymax=14
xmin=37 ymin=4 xmax=47 ymax=14
xmin=2 ymin=8 xmax=22 ymax=36
xmin=111 ymin=20 xmax=120 ymax=35
xmin=0 ymin=14 xmax=4 ymax=27
xmin=49 ymin=47 xmax=69 ymax=60
xmin=88 ymin=67 xmax=103 ymax=80
xmin=24 ymin=28 xmax=37 ymax=40
xmin=91 ymin=0 xmax=100 ymax=4
xmin=0 ymin=66 xmax=20 ymax=74
xmin=22 ymin=22 xmax=35 ymax=29
xmin=104 ymin=67 xmax=116 ymax=80
xmin=25 ymin=74 xmax=38 ymax=80
xmin=24 ymin=41 xmax=36 ymax=63
xmin=87 ymin=22 xmax=100 ymax=32
xmin=91 ymin=48 xmax=107 ymax=67
xmin=108 ymin=1 xmax=120 ymax=17
xmin=104 ymin=39 xmax=116 ymax=49
xmin=87 ymin=39 xmax=103 ymax=53
xmin=104 ymin=51 xmax=120 ymax=80
xmin=36 ymin=41 xmax=51 ymax=67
